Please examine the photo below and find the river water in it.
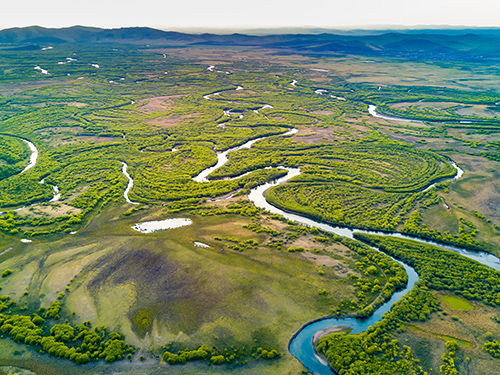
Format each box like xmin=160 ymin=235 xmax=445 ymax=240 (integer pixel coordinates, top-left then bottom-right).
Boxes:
xmin=117 ymin=88 xmax=500 ymax=373
xmin=190 ymin=90 xmax=500 ymax=373
xmin=368 ymin=104 xmax=422 ymax=123
xmin=20 ymin=139 xmax=38 ymax=173
xmin=121 ymin=162 xmax=139 ymax=205
xmin=193 ymin=128 xmax=297 ymax=183
xmin=247 ymin=166 xmax=500 ymax=374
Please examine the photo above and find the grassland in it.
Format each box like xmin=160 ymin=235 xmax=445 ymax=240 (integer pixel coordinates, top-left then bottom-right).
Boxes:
xmin=0 ymin=40 xmax=499 ymax=374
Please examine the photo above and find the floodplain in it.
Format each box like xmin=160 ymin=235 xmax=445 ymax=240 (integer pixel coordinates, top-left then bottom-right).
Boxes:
xmin=0 ymin=35 xmax=499 ymax=375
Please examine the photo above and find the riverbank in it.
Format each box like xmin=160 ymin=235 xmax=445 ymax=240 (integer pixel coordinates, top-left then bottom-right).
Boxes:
xmin=312 ymin=326 xmax=351 ymax=344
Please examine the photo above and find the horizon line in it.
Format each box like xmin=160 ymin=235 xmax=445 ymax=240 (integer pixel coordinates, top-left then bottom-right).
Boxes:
xmin=1 ymin=24 xmax=500 ymax=34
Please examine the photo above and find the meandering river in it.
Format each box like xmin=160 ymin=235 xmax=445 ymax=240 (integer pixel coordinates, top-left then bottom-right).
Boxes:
xmin=187 ymin=93 xmax=500 ymax=374
xmin=114 ymin=89 xmax=500 ymax=374
xmin=193 ymin=128 xmax=297 ymax=183
xmin=121 ymin=162 xmax=139 ymax=205
xmin=20 ymin=139 xmax=38 ymax=173
xmin=247 ymin=166 xmax=500 ymax=374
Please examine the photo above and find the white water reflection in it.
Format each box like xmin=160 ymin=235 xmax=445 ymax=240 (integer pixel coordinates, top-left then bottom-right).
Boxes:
xmin=21 ymin=140 xmax=38 ymax=173
xmin=132 ymin=218 xmax=193 ymax=233
xmin=121 ymin=162 xmax=139 ymax=205
xmin=368 ymin=104 xmax=422 ymax=123
xmin=194 ymin=241 xmax=210 ymax=248
xmin=49 ymin=186 xmax=61 ymax=202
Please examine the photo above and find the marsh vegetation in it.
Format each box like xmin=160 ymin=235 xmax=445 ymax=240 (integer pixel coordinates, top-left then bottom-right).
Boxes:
xmin=0 ymin=39 xmax=499 ymax=375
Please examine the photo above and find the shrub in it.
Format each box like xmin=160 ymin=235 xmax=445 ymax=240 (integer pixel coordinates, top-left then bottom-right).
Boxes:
xmin=1 ymin=269 xmax=12 ymax=277
xmin=211 ymin=355 xmax=225 ymax=365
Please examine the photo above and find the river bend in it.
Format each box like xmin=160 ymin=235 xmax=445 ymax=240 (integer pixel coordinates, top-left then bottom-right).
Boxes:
xmin=118 ymin=89 xmax=500 ymax=374
xmin=190 ymin=91 xmax=500 ymax=374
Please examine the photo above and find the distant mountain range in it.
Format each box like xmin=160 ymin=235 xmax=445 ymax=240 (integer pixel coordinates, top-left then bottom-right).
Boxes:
xmin=1 ymin=25 xmax=500 ymax=60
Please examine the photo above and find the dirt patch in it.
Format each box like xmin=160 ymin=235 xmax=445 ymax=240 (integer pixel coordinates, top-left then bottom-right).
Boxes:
xmin=302 ymin=252 xmax=340 ymax=267
xmin=391 ymin=101 xmax=500 ymax=118
xmin=234 ymin=89 xmax=257 ymax=95
xmin=147 ymin=113 xmax=199 ymax=128
xmin=16 ymin=203 xmax=82 ymax=218
xmin=451 ymin=154 xmax=500 ymax=220
xmin=301 ymin=251 xmax=351 ymax=277
xmin=312 ymin=110 xmax=334 ymax=115
xmin=137 ymin=95 xmax=186 ymax=112
xmin=0 ymin=79 xmax=61 ymax=96
xmin=35 ymin=126 xmax=120 ymax=147
xmin=294 ymin=127 xmax=342 ymax=143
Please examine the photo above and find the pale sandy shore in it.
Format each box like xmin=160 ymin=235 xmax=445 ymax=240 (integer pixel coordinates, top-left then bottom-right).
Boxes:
xmin=312 ymin=326 xmax=350 ymax=344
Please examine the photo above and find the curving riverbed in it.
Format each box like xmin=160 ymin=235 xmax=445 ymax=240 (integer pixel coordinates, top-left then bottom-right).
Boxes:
xmin=121 ymin=162 xmax=139 ymax=205
xmin=193 ymin=128 xmax=297 ymax=182
xmin=20 ymin=139 xmax=38 ymax=174
xmin=247 ymin=166 xmax=500 ymax=374
xmin=108 ymin=87 xmax=500 ymax=374
xmin=368 ymin=104 xmax=422 ymax=123
xmin=191 ymin=89 xmax=500 ymax=374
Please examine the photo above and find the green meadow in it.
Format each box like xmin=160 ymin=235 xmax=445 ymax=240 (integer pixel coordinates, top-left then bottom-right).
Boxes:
xmin=0 ymin=41 xmax=498 ymax=374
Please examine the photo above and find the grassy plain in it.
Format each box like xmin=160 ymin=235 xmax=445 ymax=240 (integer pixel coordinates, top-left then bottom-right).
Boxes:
xmin=400 ymin=292 xmax=500 ymax=375
xmin=0 ymin=40 xmax=499 ymax=374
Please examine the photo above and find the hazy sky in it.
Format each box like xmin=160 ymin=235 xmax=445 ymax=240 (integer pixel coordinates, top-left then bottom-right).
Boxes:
xmin=2 ymin=0 xmax=500 ymax=30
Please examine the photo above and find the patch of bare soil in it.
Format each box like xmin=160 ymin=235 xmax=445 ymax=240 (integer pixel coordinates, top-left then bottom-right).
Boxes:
xmin=137 ymin=95 xmax=186 ymax=112
xmin=234 ymin=89 xmax=257 ymax=95
xmin=451 ymin=154 xmax=500 ymax=220
xmin=17 ymin=203 xmax=82 ymax=218
xmin=35 ymin=126 xmax=120 ymax=146
xmin=294 ymin=127 xmax=341 ymax=143
xmin=391 ymin=101 xmax=500 ymax=118
xmin=312 ymin=110 xmax=334 ymax=115
xmin=0 ymin=79 xmax=61 ymax=96
xmin=147 ymin=113 xmax=199 ymax=128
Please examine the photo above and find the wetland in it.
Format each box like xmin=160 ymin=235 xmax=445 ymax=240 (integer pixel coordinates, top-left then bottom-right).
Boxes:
xmin=0 ymin=29 xmax=500 ymax=375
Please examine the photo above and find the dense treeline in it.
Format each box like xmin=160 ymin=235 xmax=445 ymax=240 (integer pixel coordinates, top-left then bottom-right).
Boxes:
xmin=212 ymin=135 xmax=455 ymax=192
xmin=318 ymin=234 xmax=500 ymax=374
xmin=401 ymin=211 xmax=483 ymax=250
xmin=267 ymin=181 xmax=422 ymax=232
xmin=0 ymin=295 xmax=133 ymax=365
xmin=162 ymin=344 xmax=279 ymax=366
xmin=317 ymin=285 xmax=439 ymax=375
xmin=354 ymin=234 xmax=500 ymax=306
xmin=334 ymin=236 xmax=409 ymax=315
xmin=0 ymin=135 xmax=30 ymax=180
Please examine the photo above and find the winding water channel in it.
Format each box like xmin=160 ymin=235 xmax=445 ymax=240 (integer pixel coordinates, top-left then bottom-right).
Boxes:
xmin=6 ymin=84 xmax=496 ymax=372
xmin=20 ymin=139 xmax=38 ymax=173
xmin=247 ymin=167 xmax=500 ymax=374
xmin=121 ymin=162 xmax=139 ymax=205
xmin=115 ymin=90 xmax=500 ymax=373
xmin=186 ymin=95 xmax=500 ymax=374
xmin=193 ymin=128 xmax=297 ymax=183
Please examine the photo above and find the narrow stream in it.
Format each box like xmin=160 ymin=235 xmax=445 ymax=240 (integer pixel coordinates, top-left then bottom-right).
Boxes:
xmin=121 ymin=162 xmax=139 ymax=205
xmin=193 ymin=128 xmax=297 ymax=183
xmin=107 ymin=87 xmax=500 ymax=374
xmin=247 ymin=167 xmax=500 ymax=374
xmin=20 ymin=139 xmax=38 ymax=173
xmin=190 ymin=89 xmax=500 ymax=374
